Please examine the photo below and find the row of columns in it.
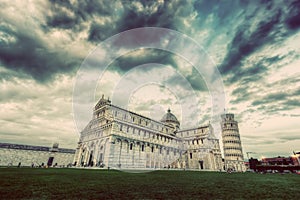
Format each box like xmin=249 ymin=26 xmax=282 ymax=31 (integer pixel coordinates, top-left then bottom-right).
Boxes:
xmin=75 ymin=138 xmax=110 ymax=167
xmin=109 ymin=136 xmax=184 ymax=169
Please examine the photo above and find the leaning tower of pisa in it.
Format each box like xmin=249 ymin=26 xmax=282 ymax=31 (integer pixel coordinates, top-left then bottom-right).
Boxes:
xmin=221 ymin=113 xmax=245 ymax=172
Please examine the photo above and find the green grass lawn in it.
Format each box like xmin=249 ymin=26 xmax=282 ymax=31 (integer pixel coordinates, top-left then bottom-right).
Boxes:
xmin=0 ymin=168 xmax=299 ymax=200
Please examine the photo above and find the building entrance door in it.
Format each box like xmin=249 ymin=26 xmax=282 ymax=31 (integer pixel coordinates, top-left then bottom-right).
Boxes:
xmin=199 ymin=160 xmax=204 ymax=169
xmin=88 ymin=151 xmax=93 ymax=166
xmin=47 ymin=157 xmax=54 ymax=166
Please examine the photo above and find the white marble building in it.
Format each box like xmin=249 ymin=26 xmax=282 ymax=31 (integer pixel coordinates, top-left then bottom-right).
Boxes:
xmin=73 ymin=95 xmax=223 ymax=171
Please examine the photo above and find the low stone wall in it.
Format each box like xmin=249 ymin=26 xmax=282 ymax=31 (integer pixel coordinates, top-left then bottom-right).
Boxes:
xmin=0 ymin=143 xmax=75 ymax=167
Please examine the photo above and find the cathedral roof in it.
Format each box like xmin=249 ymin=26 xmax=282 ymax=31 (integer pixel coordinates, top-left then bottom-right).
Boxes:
xmin=160 ymin=108 xmax=180 ymax=125
xmin=95 ymin=94 xmax=111 ymax=109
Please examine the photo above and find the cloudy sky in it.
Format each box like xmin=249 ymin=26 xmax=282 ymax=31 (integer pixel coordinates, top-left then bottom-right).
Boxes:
xmin=0 ymin=0 xmax=299 ymax=159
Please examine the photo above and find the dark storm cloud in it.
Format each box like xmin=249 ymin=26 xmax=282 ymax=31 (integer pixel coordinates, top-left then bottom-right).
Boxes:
xmin=110 ymin=49 xmax=178 ymax=73
xmin=85 ymin=0 xmax=199 ymax=43
xmin=45 ymin=0 xmax=78 ymax=30
xmin=0 ymin=33 xmax=78 ymax=82
xmin=0 ymin=7 xmax=82 ymax=83
xmin=252 ymin=88 xmax=300 ymax=115
xmin=117 ymin=1 xmax=175 ymax=31
xmin=47 ymin=0 xmax=119 ymax=40
xmin=47 ymin=11 xmax=78 ymax=30
xmin=0 ymin=67 xmax=30 ymax=82
xmin=1 ymin=0 xmax=299 ymax=85
xmin=185 ymin=69 xmax=208 ymax=91
xmin=165 ymin=72 xmax=208 ymax=92
xmin=230 ymin=86 xmax=253 ymax=104
xmin=110 ymin=48 xmax=208 ymax=91
xmin=266 ymin=74 xmax=300 ymax=90
xmin=280 ymin=135 xmax=300 ymax=141
xmin=219 ymin=8 xmax=282 ymax=75
xmin=284 ymin=99 xmax=300 ymax=107
xmin=193 ymin=0 xmax=244 ymax=26
xmin=46 ymin=0 xmax=300 ymax=84
xmin=230 ymin=62 xmax=268 ymax=84
xmin=4 ymin=0 xmax=189 ymax=83
xmin=86 ymin=0 xmax=185 ymax=43
xmin=47 ymin=0 xmax=113 ymax=26
xmin=231 ymin=86 xmax=248 ymax=97
xmin=0 ymin=25 xmax=79 ymax=82
xmin=219 ymin=0 xmax=300 ymax=83
xmin=293 ymin=88 xmax=300 ymax=96
xmin=88 ymin=23 xmax=114 ymax=42
xmin=0 ymin=0 xmax=222 ymax=82
xmin=252 ymin=92 xmax=286 ymax=106
xmin=229 ymin=54 xmax=287 ymax=104
xmin=284 ymin=0 xmax=300 ymax=30
xmin=0 ymin=88 xmax=34 ymax=103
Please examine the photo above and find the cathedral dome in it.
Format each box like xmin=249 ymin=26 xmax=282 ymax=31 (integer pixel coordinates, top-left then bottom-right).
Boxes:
xmin=161 ymin=108 xmax=180 ymax=129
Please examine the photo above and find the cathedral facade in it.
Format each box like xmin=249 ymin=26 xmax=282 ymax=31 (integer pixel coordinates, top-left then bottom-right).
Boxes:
xmin=73 ymin=96 xmax=224 ymax=171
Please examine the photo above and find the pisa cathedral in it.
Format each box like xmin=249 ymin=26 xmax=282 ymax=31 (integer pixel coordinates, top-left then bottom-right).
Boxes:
xmin=73 ymin=95 xmax=245 ymax=171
